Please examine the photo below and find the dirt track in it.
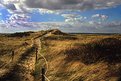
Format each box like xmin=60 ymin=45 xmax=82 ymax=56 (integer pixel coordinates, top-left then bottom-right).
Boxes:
xmin=0 ymin=31 xmax=50 ymax=81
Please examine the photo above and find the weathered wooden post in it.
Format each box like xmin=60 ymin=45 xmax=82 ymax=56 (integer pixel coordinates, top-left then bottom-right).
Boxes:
xmin=35 ymin=47 xmax=38 ymax=63
xmin=11 ymin=50 xmax=14 ymax=61
xmin=42 ymin=68 xmax=45 ymax=81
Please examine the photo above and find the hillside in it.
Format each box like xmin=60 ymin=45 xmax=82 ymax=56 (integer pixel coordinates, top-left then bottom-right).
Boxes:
xmin=40 ymin=31 xmax=121 ymax=81
xmin=0 ymin=29 xmax=121 ymax=81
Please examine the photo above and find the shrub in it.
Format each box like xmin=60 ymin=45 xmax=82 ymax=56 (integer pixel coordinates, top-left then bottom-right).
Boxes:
xmin=64 ymin=38 xmax=121 ymax=64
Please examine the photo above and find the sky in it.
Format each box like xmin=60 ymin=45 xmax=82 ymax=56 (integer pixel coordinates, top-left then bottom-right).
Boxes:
xmin=0 ymin=0 xmax=121 ymax=33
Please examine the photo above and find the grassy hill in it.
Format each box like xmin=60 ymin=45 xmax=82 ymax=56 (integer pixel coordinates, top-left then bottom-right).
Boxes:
xmin=0 ymin=29 xmax=121 ymax=81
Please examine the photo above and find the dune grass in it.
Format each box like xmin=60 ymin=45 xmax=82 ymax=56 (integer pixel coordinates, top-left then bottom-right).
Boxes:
xmin=1 ymin=30 xmax=121 ymax=81
xmin=41 ymin=33 xmax=121 ymax=81
xmin=0 ymin=31 xmax=46 ymax=80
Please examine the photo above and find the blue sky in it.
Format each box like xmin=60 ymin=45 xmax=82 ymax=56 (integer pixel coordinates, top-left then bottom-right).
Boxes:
xmin=29 ymin=12 xmax=65 ymax=22
xmin=0 ymin=7 xmax=11 ymax=21
xmin=0 ymin=0 xmax=121 ymax=33
xmin=21 ymin=4 xmax=121 ymax=22
xmin=79 ymin=5 xmax=121 ymax=22
xmin=0 ymin=4 xmax=121 ymax=22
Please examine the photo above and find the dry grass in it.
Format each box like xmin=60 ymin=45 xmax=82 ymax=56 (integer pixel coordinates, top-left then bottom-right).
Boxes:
xmin=1 ymin=30 xmax=121 ymax=81
xmin=64 ymin=38 xmax=121 ymax=64
xmin=41 ymin=33 xmax=121 ymax=81
xmin=0 ymin=30 xmax=46 ymax=80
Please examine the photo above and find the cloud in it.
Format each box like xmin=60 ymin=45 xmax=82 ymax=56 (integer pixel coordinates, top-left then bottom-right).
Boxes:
xmin=39 ymin=8 xmax=55 ymax=14
xmin=5 ymin=3 xmax=16 ymax=10
xmin=0 ymin=0 xmax=30 ymax=14
xmin=62 ymin=14 xmax=79 ymax=19
xmin=0 ymin=0 xmax=121 ymax=33
xmin=61 ymin=13 xmax=86 ymax=24
xmin=0 ymin=0 xmax=32 ymax=27
xmin=23 ymin=0 xmax=121 ymax=10
xmin=3 ymin=0 xmax=121 ymax=11
xmin=92 ymin=14 xmax=108 ymax=21
xmin=1 ymin=20 xmax=121 ymax=33
xmin=5 ymin=13 xmax=30 ymax=28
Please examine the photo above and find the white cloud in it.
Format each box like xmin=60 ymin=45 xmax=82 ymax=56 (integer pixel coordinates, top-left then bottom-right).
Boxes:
xmin=0 ymin=0 xmax=31 ymax=27
xmin=92 ymin=14 xmax=100 ymax=18
xmin=2 ymin=0 xmax=20 ymax=4
xmin=5 ymin=13 xmax=30 ymax=28
xmin=61 ymin=13 xmax=86 ymax=24
xmin=1 ymin=21 xmax=121 ymax=33
xmin=92 ymin=14 xmax=108 ymax=21
xmin=0 ymin=0 xmax=121 ymax=33
xmin=39 ymin=8 xmax=55 ymax=14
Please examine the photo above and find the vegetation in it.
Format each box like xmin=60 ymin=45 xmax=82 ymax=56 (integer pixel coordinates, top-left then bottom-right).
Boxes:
xmin=1 ymin=29 xmax=121 ymax=81
xmin=64 ymin=38 xmax=121 ymax=64
xmin=0 ymin=30 xmax=46 ymax=81
xmin=43 ymin=32 xmax=121 ymax=81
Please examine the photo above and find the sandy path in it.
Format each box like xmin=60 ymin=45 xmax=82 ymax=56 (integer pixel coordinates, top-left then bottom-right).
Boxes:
xmin=0 ymin=32 xmax=50 ymax=81
xmin=34 ymin=35 xmax=50 ymax=81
